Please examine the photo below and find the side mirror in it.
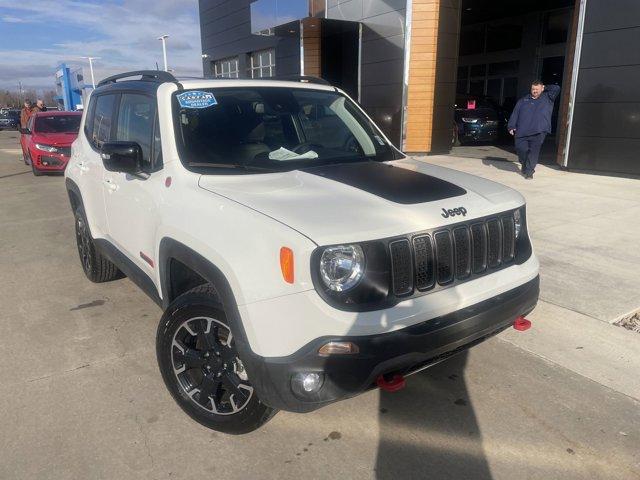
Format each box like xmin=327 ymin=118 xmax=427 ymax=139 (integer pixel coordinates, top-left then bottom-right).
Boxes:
xmin=100 ymin=142 xmax=143 ymax=175
xmin=20 ymin=127 xmax=30 ymax=134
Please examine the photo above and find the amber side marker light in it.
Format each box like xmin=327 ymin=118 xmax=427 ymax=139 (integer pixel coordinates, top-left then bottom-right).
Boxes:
xmin=318 ymin=341 xmax=359 ymax=356
xmin=280 ymin=247 xmax=294 ymax=284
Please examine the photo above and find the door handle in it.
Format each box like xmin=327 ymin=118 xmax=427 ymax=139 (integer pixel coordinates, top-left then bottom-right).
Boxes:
xmin=76 ymin=162 xmax=89 ymax=172
xmin=103 ymin=179 xmax=119 ymax=192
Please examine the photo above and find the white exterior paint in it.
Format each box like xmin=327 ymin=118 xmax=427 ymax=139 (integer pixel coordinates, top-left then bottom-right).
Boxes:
xmin=67 ymin=78 xmax=539 ymax=358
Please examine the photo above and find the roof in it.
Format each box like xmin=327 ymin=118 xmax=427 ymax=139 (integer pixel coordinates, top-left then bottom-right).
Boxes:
xmin=177 ymin=78 xmax=336 ymax=92
xmin=93 ymin=70 xmax=336 ymax=95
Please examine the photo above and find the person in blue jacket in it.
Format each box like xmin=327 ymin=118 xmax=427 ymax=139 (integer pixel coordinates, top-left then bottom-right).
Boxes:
xmin=507 ymin=81 xmax=561 ymax=179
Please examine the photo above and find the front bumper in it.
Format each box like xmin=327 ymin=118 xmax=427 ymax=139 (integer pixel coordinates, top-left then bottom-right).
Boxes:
xmin=243 ymin=275 xmax=539 ymax=413
xmin=460 ymin=123 xmax=498 ymax=142
xmin=32 ymin=151 xmax=70 ymax=171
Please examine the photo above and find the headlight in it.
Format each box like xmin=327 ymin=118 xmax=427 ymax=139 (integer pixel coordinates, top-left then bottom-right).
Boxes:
xmin=35 ymin=143 xmax=58 ymax=153
xmin=319 ymin=245 xmax=365 ymax=292
xmin=514 ymin=208 xmax=523 ymax=239
xmin=461 ymin=118 xmax=478 ymax=123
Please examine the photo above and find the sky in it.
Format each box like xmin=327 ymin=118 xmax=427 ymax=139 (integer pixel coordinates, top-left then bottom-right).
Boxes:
xmin=0 ymin=0 xmax=203 ymax=92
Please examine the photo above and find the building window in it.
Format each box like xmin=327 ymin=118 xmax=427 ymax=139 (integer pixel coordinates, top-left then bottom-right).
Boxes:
xmin=456 ymin=61 xmax=520 ymax=106
xmin=544 ymin=9 xmax=571 ymax=45
xmin=248 ymin=49 xmax=275 ymax=78
xmin=486 ymin=23 xmax=522 ymax=52
xmin=459 ymin=24 xmax=485 ymax=56
xmin=213 ymin=57 xmax=239 ymax=78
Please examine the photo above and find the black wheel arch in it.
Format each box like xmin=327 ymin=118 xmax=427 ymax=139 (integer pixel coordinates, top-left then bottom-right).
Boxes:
xmin=65 ymin=177 xmax=83 ymax=212
xmin=158 ymin=239 xmax=256 ymax=356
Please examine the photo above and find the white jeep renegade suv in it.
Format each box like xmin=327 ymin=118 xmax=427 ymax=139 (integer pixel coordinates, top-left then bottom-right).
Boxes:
xmin=65 ymin=71 xmax=539 ymax=434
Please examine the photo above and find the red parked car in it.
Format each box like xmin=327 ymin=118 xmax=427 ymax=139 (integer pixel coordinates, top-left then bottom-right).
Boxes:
xmin=20 ymin=111 xmax=82 ymax=176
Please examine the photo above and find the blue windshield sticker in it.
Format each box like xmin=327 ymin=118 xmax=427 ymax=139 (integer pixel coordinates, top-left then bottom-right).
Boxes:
xmin=177 ymin=91 xmax=217 ymax=109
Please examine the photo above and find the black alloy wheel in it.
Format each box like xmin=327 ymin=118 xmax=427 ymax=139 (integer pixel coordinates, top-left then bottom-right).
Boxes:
xmin=75 ymin=212 xmax=93 ymax=274
xmin=171 ymin=315 xmax=254 ymax=416
xmin=73 ymin=206 xmax=121 ymax=282
xmin=157 ymin=285 xmax=275 ymax=434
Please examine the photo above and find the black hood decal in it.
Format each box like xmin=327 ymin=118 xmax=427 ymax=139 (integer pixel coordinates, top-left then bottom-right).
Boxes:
xmin=303 ymin=161 xmax=466 ymax=205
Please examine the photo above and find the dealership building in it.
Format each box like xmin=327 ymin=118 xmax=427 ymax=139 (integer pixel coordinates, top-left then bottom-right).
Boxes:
xmin=199 ymin=0 xmax=640 ymax=176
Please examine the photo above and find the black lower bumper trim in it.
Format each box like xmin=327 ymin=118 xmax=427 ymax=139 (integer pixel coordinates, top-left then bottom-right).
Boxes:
xmin=243 ymin=275 xmax=539 ymax=413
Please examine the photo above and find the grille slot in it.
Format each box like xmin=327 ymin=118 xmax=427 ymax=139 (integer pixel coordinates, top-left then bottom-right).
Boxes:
xmin=501 ymin=217 xmax=515 ymax=262
xmin=486 ymin=219 xmax=502 ymax=268
xmin=453 ymin=226 xmax=471 ymax=279
xmin=434 ymin=231 xmax=454 ymax=285
xmin=387 ymin=211 xmax=521 ymax=300
xmin=58 ymin=147 xmax=71 ymax=157
xmin=389 ymin=239 xmax=413 ymax=296
xmin=470 ymin=223 xmax=487 ymax=273
xmin=413 ymin=235 xmax=435 ymax=291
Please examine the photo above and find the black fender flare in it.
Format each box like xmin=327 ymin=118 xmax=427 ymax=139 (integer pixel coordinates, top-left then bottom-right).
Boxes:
xmin=65 ymin=177 xmax=84 ymax=211
xmin=157 ymin=237 xmax=265 ymax=378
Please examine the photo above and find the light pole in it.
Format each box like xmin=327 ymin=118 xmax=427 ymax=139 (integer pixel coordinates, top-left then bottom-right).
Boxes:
xmin=80 ymin=56 xmax=100 ymax=88
xmin=158 ymin=34 xmax=169 ymax=71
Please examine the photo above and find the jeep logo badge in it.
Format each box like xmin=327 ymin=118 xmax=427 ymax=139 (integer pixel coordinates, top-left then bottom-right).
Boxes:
xmin=441 ymin=207 xmax=467 ymax=218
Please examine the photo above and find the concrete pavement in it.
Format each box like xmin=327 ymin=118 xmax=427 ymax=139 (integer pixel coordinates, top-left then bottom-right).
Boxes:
xmin=0 ymin=131 xmax=638 ymax=480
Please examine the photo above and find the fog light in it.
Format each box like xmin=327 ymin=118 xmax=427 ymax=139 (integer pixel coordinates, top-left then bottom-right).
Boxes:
xmin=293 ymin=372 xmax=323 ymax=393
xmin=318 ymin=341 xmax=359 ymax=356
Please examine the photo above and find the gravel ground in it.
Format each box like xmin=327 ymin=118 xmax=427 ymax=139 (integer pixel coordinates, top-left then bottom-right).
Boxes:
xmin=616 ymin=311 xmax=640 ymax=333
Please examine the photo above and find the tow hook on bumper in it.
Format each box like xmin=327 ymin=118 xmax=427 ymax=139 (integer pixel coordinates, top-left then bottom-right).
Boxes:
xmin=376 ymin=374 xmax=406 ymax=393
xmin=513 ymin=316 xmax=532 ymax=331
xmin=375 ymin=316 xmax=532 ymax=393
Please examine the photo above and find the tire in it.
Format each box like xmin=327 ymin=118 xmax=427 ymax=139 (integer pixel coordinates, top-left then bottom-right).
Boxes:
xmin=157 ymin=284 xmax=276 ymax=434
xmin=74 ymin=205 xmax=122 ymax=282
xmin=31 ymin=160 xmax=42 ymax=176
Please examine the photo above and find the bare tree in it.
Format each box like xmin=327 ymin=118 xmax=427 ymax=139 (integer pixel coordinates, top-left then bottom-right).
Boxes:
xmin=0 ymin=89 xmax=58 ymax=109
xmin=42 ymin=90 xmax=57 ymax=107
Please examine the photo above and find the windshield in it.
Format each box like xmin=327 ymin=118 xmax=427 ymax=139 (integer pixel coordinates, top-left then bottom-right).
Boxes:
xmin=173 ymin=87 xmax=402 ymax=173
xmin=35 ymin=115 xmax=81 ymax=133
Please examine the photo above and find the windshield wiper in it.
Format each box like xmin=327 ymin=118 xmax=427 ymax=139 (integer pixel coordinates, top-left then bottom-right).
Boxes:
xmin=188 ymin=162 xmax=277 ymax=172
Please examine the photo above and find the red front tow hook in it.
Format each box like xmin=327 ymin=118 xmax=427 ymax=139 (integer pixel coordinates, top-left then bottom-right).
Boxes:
xmin=513 ymin=316 xmax=532 ymax=331
xmin=377 ymin=374 xmax=406 ymax=392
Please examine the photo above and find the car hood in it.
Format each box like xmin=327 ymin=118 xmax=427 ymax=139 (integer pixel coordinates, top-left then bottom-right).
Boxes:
xmin=198 ymin=158 xmax=525 ymax=245
xmin=32 ymin=132 xmax=77 ymax=145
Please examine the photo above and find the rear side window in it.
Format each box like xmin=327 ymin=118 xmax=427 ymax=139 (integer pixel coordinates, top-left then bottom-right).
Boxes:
xmin=84 ymin=96 xmax=96 ymax=139
xmin=92 ymin=95 xmax=116 ymax=147
xmin=152 ymin=113 xmax=163 ymax=170
xmin=115 ymin=94 xmax=156 ymax=170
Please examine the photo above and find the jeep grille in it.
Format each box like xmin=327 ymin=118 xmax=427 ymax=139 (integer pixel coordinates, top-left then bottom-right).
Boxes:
xmin=389 ymin=213 xmax=519 ymax=297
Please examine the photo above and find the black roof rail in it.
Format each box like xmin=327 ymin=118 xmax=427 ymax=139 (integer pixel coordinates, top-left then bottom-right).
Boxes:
xmin=97 ymin=70 xmax=178 ymax=87
xmin=274 ymin=75 xmax=331 ymax=86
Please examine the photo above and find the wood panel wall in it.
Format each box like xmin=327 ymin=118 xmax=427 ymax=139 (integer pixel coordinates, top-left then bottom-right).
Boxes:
xmin=555 ymin=0 xmax=581 ymax=167
xmin=404 ymin=0 xmax=440 ymax=153
xmin=302 ymin=18 xmax=321 ymax=77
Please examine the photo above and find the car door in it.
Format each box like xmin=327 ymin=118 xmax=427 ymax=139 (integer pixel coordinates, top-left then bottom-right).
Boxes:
xmin=103 ymin=92 xmax=162 ymax=279
xmin=75 ymin=94 xmax=115 ymax=237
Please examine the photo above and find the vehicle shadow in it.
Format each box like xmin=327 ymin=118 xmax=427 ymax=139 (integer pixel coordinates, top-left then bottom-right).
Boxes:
xmin=374 ymin=352 xmax=492 ymax=480
xmin=322 ymin=293 xmax=492 ymax=480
